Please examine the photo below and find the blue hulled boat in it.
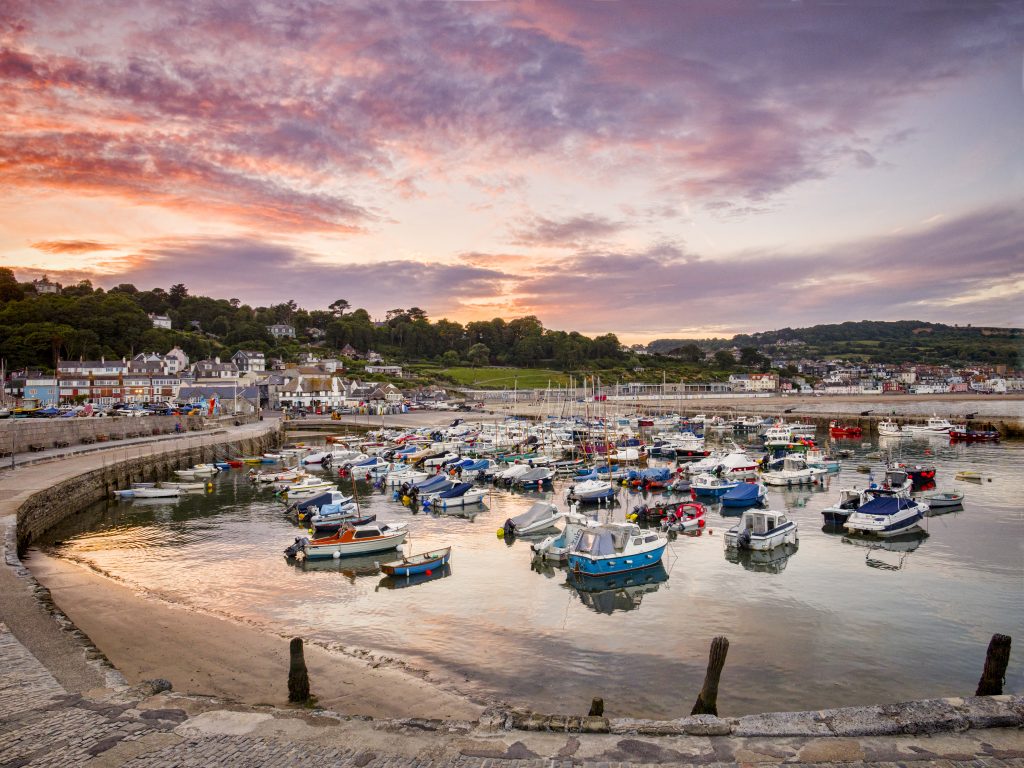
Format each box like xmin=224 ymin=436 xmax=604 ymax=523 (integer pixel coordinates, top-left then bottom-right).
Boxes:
xmin=568 ymin=523 xmax=667 ymax=576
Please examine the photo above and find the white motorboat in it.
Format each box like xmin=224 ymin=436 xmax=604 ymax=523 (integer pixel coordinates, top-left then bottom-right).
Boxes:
xmin=713 ymin=451 xmax=760 ymax=480
xmin=724 ymin=509 xmax=798 ymax=551
xmin=502 ymin=502 xmax=564 ymax=535
xmin=903 ymin=416 xmax=953 ymax=435
xmin=386 ymin=469 xmax=430 ymax=488
xmin=435 ymin=488 xmax=488 ymax=509
xmin=567 ymin=479 xmax=615 ymax=502
xmin=281 ymin=478 xmax=335 ymax=499
xmin=495 ymin=463 xmax=532 ymax=484
xmin=294 ymin=521 xmax=409 ymax=560
xmin=160 ymin=481 xmax=208 ymax=491
xmin=690 ymin=473 xmax=740 ymax=498
xmin=301 ymin=451 xmax=331 ymax=465
xmin=515 ymin=467 xmax=554 ymax=487
xmin=877 ymin=419 xmax=908 ymax=437
xmin=761 ymin=455 xmax=828 ymax=487
xmin=844 ymin=494 xmax=927 ymax=537
xmin=532 ymin=511 xmax=597 ymax=563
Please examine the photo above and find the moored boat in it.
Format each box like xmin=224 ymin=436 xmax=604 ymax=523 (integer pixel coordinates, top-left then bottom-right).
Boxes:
xmin=568 ymin=523 xmax=667 ymax=576
xmin=287 ymin=521 xmax=409 ymax=560
xmin=921 ymin=489 xmax=964 ymax=509
xmin=502 ymin=502 xmax=564 ymax=536
xmin=721 ymin=482 xmax=766 ymax=508
xmin=829 ymin=421 xmax=863 ymax=438
xmin=380 ymin=546 xmax=451 ymax=577
xmin=724 ymin=509 xmax=798 ymax=551
xmin=844 ymin=495 xmax=927 ymax=537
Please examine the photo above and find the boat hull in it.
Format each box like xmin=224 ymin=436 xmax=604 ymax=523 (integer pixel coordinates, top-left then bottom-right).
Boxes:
xmin=568 ymin=543 xmax=666 ymax=576
xmin=724 ymin=522 xmax=798 ymax=550
xmin=304 ymin=530 xmax=407 ymax=559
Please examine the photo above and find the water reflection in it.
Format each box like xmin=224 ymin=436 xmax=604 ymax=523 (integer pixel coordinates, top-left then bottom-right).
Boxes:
xmin=724 ymin=542 xmax=798 ymax=574
xmin=292 ymin=552 xmax=384 ymax=579
xmin=564 ymin=562 xmax=669 ymax=614
xmin=377 ymin=564 xmax=453 ymax=590
xmin=841 ymin=531 xmax=929 ymax=571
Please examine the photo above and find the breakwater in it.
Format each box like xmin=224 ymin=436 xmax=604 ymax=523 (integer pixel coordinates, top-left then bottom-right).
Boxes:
xmin=14 ymin=422 xmax=282 ymax=556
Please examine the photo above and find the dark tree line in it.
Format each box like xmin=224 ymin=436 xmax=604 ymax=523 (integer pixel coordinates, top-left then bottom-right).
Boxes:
xmin=0 ymin=270 xmax=625 ymax=371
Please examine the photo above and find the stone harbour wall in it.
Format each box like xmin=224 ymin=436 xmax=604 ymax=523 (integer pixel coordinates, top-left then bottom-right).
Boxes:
xmin=15 ymin=427 xmax=280 ymax=556
xmin=0 ymin=414 xmax=207 ymax=455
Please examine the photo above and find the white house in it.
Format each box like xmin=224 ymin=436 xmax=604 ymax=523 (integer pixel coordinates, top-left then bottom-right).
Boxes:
xmin=365 ymin=364 xmax=403 ymax=377
xmin=165 ymin=346 xmax=189 ymax=375
xmin=149 ymin=314 xmax=172 ymax=329
xmin=267 ymin=324 xmax=296 ymax=339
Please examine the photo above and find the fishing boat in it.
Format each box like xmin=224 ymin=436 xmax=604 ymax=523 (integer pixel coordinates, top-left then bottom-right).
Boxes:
xmin=949 ymin=427 xmax=1000 ymax=442
xmin=921 ymin=489 xmax=964 ymax=508
xmin=829 ymin=421 xmax=863 ymax=438
xmin=502 ymin=502 xmax=564 ymax=536
xmin=721 ymin=482 xmax=766 ymax=508
xmin=286 ymin=521 xmax=409 ymax=560
xmin=888 ymin=461 xmax=936 ymax=488
xmin=761 ymin=455 xmax=828 ymax=487
xmin=844 ymin=495 xmax=927 ymax=537
xmin=380 ymin=547 xmax=451 ymax=577
xmin=567 ymin=523 xmax=667 ymax=576
xmin=724 ymin=509 xmax=798 ymax=551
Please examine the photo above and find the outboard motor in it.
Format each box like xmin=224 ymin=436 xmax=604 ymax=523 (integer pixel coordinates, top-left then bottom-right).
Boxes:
xmin=284 ymin=536 xmax=309 ymax=559
xmin=503 ymin=519 xmax=516 ymax=539
xmin=737 ymin=528 xmax=752 ymax=550
xmin=322 ymin=455 xmax=332 ymax=469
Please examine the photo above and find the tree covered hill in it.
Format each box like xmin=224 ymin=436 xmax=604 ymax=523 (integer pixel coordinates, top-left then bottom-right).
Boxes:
xmin=649 ymin=320 xmax=1022 ymax=367
xmin=0 ymin=269 xmax=624 ymax=372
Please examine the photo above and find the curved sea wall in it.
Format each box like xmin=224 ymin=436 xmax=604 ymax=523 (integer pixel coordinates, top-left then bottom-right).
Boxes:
xmin=15 ymin=423 xmax=282 ymax=556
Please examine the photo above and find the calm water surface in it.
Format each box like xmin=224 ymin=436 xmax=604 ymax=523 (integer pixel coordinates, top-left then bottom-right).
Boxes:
xmin=37 ymin=432 xmax=1023 ymax=717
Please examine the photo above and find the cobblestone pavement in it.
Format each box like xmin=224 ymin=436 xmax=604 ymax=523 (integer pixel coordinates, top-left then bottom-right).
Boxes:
xmin=1 ymin=624 xmax=1022 ymax=768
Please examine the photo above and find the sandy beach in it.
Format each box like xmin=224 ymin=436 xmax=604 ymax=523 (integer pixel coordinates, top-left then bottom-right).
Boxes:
xmin=26 ymin=549 xmax=486 ymax=720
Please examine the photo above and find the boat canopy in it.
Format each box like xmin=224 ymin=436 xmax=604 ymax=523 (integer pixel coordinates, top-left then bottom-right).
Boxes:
xmin=436 ymin=482 xmax=473 ymax=499
xmin=510 ymin=502 xmax=558 ymax=529
xmin=857 ymin=496 xmax=915 ymax=516
xmin=723 ymin=483 xmax=761 ymax=502
xmin=572 ymin=525 xmax=631 ymax=556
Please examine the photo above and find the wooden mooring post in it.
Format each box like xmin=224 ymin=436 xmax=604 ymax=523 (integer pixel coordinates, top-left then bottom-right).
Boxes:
xmin=976 ymin=634 xmax=1011 ymax=696
xmin=588 ymin=697 xmax=604 ymax=716
xmin=691 ymin=636 xmax=729 ymax=716
xmin=288 ymin=637 xmax=311 ymax=703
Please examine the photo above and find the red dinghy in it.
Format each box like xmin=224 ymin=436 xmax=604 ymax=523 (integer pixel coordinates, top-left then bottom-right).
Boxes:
xmin=829 ymin=421 xmax=863 ymax=438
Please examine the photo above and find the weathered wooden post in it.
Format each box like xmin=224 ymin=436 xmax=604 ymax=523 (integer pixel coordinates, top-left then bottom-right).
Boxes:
xmin=288 ymin=637 xmax=310 ymax=703
xmin=588 ymin=697 xmax=604 ymax=716
xmin=691 ymin=636 xmax=729 ymax=716
xmin=976 ymin=634 xmax=1011 ymax=696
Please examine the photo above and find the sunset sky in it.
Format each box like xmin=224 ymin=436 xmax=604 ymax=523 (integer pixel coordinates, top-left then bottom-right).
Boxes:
xmin=3 ymin=1 xmax=1022 ymax=343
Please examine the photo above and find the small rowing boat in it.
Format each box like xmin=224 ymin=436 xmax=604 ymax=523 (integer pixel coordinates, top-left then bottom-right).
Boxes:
xmin=380 ymin=546 xmax=451 ymax=577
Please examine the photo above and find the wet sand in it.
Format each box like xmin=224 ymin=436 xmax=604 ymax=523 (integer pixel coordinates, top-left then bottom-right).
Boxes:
xmin=27 ymin=551 xmax=486 ymax=720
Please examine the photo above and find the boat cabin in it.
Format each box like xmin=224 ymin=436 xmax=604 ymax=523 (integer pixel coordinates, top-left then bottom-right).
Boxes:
xmin=738 ymin=510 xmax=789 ymax=535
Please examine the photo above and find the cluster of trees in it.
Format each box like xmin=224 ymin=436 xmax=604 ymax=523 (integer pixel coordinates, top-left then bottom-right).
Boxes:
xmin=651 ymin=320 xmax=1021 ymax=368
xmin=0 ymin=270 xmax=628 ymax=372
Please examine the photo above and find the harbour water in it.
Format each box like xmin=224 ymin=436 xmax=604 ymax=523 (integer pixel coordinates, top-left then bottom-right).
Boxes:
xmin=35 ymin=431 xmax=1022 ymax=718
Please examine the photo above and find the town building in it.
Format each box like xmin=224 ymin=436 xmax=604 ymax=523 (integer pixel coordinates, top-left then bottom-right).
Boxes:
xmin=231 ymin=350 xmax=266 ymax=374
xmin=193 ymin=358 xmax=240 ymax=381
xmin=267 ymin=323 xmax=296 ymax=339
xmin=165 ymin=346 xmax=189 ymax=375
xmin=149 ymin=314 xmax=172 ymax=329
xmin=365 ymin=364 xmax=403 ymax=377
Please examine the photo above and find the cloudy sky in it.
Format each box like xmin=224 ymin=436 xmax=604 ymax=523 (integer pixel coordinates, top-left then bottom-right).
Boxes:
xmin=3 ymin=0 xmax=1022 ymax=343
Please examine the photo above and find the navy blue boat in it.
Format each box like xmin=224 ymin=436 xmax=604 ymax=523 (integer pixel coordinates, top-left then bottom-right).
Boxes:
xmin=721 ymin=482 xmax=766 ymax=508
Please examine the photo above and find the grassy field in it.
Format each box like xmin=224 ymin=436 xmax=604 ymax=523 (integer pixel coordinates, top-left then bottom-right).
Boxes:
xmin=434 ymin=366 xmax=570 ymax=389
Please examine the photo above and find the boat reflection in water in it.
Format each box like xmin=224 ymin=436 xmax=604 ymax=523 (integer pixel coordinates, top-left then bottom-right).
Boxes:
xmin=292 ymin=552 xmax=382 ymax=581
xmin=724 ymin=542 xmax=798 ymax=574
xmin=377 ymin=563 xmax=453 ymax=590
xmin=841 ymin=531 xmax=929 ymax=571
xmin=564 ymin=562 xmax=669 ymax=614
